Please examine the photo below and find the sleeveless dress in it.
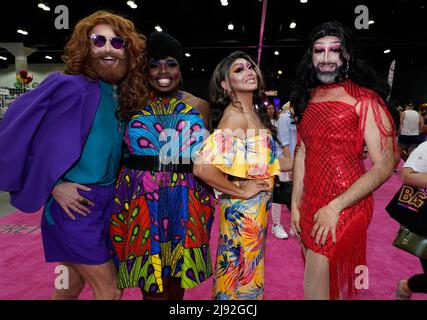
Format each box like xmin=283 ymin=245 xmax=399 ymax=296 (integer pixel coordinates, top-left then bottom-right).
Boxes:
xmin=110 ymin=93 xmax=215 ymax=293
xmin=298 ymin=79 xmax=395 ymax=299
xmin=197 ymin=129 xmax=281 ymax=300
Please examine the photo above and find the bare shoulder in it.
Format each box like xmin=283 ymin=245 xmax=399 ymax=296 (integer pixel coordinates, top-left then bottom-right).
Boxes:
xmin=217 ymin=106 xmax=247 ymax=136
xmin=182 ymin=91 xmax=210 ymax=114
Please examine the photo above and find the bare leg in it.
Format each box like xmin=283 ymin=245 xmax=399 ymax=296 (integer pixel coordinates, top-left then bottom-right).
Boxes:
xmin=52 ymin=263 xmax=85 ymax=300
xmin=303 ymin=249 xmax=330 ymax=300
xmin=72 ymin=259 xmax=122 ymax=300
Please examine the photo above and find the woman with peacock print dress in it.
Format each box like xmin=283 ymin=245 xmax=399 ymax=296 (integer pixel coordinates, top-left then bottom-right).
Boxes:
xmin=193 ymin=51 xmax=292 ymax=300
xmin=110 ymin=31 xmax=215 ymax=300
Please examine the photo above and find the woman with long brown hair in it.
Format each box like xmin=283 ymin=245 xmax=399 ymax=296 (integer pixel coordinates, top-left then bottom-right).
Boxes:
xmin=193 ymin=51 xmax=292 ymax=300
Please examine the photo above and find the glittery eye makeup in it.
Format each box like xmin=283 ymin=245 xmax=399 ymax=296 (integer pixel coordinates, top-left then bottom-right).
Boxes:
xmin=313 ymin=47 xmax=325 ymax=54
xmin=329 ymin=44 xmax=342 ymax=53
xmin=231 ymin=62 xmax=254 ymax=73
xmin=232 ymin=64 xmax=244 ymax=73
xmin=313 ymin=42 xmax=342 ymax=54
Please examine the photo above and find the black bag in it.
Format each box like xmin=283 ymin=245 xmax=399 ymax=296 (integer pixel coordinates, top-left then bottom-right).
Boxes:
xmin=392 ymin=226 xmax=427 ymax=259
xmin=272 ymin=179 xmax=292 ymax=209
xmin=386 ymin=184 xmax=427 ymax=237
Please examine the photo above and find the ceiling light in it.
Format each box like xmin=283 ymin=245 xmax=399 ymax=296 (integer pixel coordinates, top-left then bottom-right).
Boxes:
xmin=127 ymin=1 xmax=137 ymax=8
xmin=274 ymin=50 xmax=279 ymax=56
xmin=368 ymin=20 xmax=375 ymax=25
xmin=220 ymin=0 xmax=228 ymax=6
xmin=0 ymin=56 xmax=7 ymax=61
xmin=185 ymin=52 xmax=191 ymax=57
xmin=278 ymin=70 xmax=283 ymax=75
xmin=384 ymin=49 xmax=391 ymax=54
xmin=45 ymin=55 xmax=53 ymax=60
xmin=300 ymin=0 xmax=308 ymax=3
xmin=289 ymin=21 xmax=296 ymax=29
xmin=228 ymin=23 xmax=234 ymax=30
xmin=155 ymin=25 xmax=163 ymax=32
xmin=17 ymin=29 xmax=28 ymax=35
xmin=38 ymin=1 xmax=46 ymax=10
xmin=37 ymin=1 xmax=50 ymax=11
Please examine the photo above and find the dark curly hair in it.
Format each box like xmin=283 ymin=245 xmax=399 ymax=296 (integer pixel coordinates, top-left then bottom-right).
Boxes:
xmin=209 ymin=51 xmax=277 ymax=140
xmin=146 ymin=31 xmax=183 ymax=66
xmin=62 ymin=10 xmax=148 ymax=120
xmin=290 ymin=21 xmax=392 ymax=123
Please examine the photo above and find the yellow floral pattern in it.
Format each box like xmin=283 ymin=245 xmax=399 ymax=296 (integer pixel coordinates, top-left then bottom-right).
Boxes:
xmin=197 ymin=129 xmax=280 ymax=300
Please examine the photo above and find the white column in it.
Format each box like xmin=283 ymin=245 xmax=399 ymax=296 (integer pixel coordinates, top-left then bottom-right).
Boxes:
xmin=0 ymin=42 xmax=36 ymax=72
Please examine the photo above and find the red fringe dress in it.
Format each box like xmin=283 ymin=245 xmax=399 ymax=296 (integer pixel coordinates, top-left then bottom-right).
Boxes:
xmin=298 ymin=79 xmax=395 ymax=299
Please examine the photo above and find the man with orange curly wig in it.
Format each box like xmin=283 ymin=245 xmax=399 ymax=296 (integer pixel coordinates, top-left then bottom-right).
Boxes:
xmin=0 ymin=10 xmax=148 ymax=299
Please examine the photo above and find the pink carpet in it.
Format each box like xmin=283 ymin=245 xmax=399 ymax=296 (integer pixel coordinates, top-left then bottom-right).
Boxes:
xmin=0 ymin=162 xmax=425 ymax=300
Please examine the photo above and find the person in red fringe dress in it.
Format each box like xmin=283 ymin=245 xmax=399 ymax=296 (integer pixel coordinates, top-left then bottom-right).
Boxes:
xmin=289 ymin=21 xmax=397 ymax=300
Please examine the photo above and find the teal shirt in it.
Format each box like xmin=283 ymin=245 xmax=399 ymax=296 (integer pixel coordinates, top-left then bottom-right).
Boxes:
xmin=63 ymin=80 xmax=124 ymax=185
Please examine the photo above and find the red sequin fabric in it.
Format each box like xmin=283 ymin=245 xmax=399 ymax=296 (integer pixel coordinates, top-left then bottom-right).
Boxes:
xmin=298 ymin=79 xmax=394 ymax=299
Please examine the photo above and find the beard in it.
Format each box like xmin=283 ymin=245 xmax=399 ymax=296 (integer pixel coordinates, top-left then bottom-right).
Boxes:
xmin=89 ymin=52 xmax=129 ymax=84
xmin=314 ymin=63 xmax=345 ymax=84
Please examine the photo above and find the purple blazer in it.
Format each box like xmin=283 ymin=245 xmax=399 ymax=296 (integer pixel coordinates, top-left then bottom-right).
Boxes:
xmin=0 ymin=72 xmax=101 ymax=213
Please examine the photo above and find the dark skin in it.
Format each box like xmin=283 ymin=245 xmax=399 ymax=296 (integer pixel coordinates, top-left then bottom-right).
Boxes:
xmin=142 ymin=57 xmax=210 ymax=300
xmin=182 ymin=91 xmax=212 ymax=132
